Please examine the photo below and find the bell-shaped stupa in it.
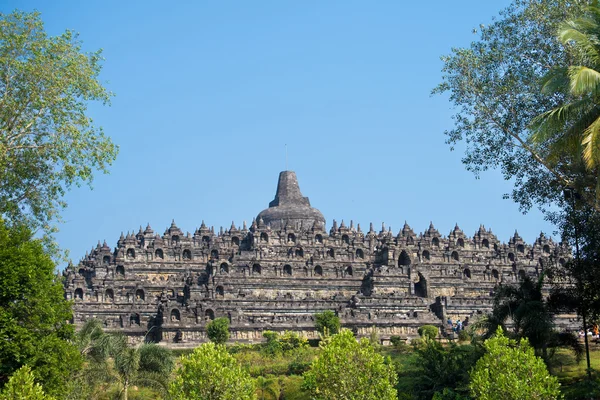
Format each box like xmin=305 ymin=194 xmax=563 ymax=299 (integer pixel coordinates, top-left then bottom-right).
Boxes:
xmin=257 ymin=171 xmax=325 ymax=231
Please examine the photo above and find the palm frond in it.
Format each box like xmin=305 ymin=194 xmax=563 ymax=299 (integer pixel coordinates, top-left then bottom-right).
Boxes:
xmin=530 ymin=99 xmax=589 ymax=143
xmin=138 ymin=343 xmax=174 ymax=374
xmin=559 ymin=19 xmax=600 ymax=66
xmin=569 ymin=66 xmax=600 ymax=96
xmin=540 ymin=67 xmax=570 ymax=95
xmin=582 ymin=115 xmax=600 ymax=168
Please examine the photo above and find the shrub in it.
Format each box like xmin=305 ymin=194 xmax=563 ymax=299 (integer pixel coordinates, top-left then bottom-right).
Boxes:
xmin=262 ymin=331 xmax=283 ymax=357
xmin=279 ymin=331 xmax=309 ymax=352
xmin=169 ymin=342 xmax=255 ymax=400
xmin=314 ymin=310 xmax=340 ymax=336
xmin=457 ymin=330 xmax=470 ymax=342
xmin=469 ymin=328 xmax=561 ymax=400
xmin=390 ymin=336 xmax=403 ymax=346
xmin=206 ymin=317 xmax=230 ymax=344
xmin=0 ymin=366 xmax=54 ymax=400
xmin=262 ymin=331 xmax=308 ymax=357
xmin=418 ymin=325 xmax=439 ymax=340
xmin=303 ymin=329 xmax=398 ymax=400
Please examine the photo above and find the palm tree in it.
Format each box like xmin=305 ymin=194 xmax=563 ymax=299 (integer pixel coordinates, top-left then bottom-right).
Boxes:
xmin=108 ymin=335 xmax=174 ymax=400
xmin=532 ymin=2 xmax=600 ymax=204
xmin=481 ymin=275 xmax=582 ymax=364
xmin=71 ymin=321 xmax=174 ymax=400
xmin=255 ymin=375 xmax=280 ymax=400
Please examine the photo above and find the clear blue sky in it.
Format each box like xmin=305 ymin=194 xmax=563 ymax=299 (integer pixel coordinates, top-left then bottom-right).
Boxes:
xmin=3 ymin=0 xmax=555 ymax=268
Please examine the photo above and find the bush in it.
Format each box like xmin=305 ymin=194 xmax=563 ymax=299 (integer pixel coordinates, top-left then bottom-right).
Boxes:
xmin=314 ymin=310 xmax=340 ymax=336
xmin=469 ymin=328 xmax=561 ymax=400
xmin=262 ymin=331 xmax=283 ymax=357
xmin=169 ymin=343 xmax=255 ymax=400
xmin=390 ymin=336 xmax=403 ymax=346
xmin=279 ymin=331 xmax=309 ymax=352
xmin=418 ymin=325 xmax=439 ymax=340
xmin=0 ymin=366 xmax=54 ymax=400
xmin=397 ymin=339 xmax=484 ymax=399
xmin=457 ymin=330 xmax=470 ymax=342
xmin=206 ymin=317 xmax=229 ymax=344
xmin=262 ymin=331 xmax=309 ymax=357
xmin=303 ymin=329 xmax=398 ymax=400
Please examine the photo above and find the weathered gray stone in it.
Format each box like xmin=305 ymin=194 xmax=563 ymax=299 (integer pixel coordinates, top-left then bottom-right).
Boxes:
xmin=63 ymin=171 xmax=572 ymax=346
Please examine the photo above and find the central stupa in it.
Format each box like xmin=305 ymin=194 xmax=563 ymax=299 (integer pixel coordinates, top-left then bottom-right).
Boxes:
xmin=256 ymin=171 xmax=325 ymax=231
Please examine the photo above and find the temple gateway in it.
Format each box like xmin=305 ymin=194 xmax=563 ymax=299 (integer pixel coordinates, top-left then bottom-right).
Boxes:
xmin=63 ymin=171 xmax=574 ymax=345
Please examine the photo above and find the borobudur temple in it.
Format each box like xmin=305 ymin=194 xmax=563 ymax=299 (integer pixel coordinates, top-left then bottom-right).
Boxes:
xmin=63 ymin=171 xmax=575 ymax=345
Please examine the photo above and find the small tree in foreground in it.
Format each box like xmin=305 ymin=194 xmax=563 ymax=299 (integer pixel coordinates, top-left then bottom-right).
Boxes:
xmin=314 ymin=310 xmax=340 ymax=337
xmin=207 ymin=317 xmax=230 ymax=344
xmin=0 ymin=220 xmax=81 ymax=396
xmin=469 ymin=328 xmax=561 ymax=400
xmin=303 ymin=329 xmax=398 ymax=400
xmin=0 ymin=366 xmax=54 ymax=400
xmin=169 ymin=342 xmax=255 ymax=400
xmin=417 ymin=325 xmax=439 ymax=340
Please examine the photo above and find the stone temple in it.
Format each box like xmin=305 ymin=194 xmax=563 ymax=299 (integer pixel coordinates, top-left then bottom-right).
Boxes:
xmin=63 ymin=171 xmax=573 ymax=345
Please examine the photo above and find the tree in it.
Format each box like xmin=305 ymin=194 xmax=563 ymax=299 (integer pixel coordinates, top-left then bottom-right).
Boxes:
xmin=104 ymin=335 xmax=173 ymax=400
xmin=314 ymin=310 xmax=340 ymax=337
xmin=397 ymin=339 xmax=483 ymax=400
xmin=207 ymin=317 xmax=230 ymax=344
xmin=0 ymin=10 xmax=117 ymax=238
xmin=69 ymin=323 xmax=173 ymax=400
xmin=302 ymin=329 xmax=398 ymax=400
xmin=255 ymin=375 xmax=280 ymax=400
xmin=483 ymin=275 xmax=582 ymax=363
xmin=529 ymin=2 xmax=600 ymax=207
xmin=417 ymin=325 xmax=439 ymax=340
xmin=169 ymin=342 xmax=256 ymax=400
xmin=0 ymin=219 xmax=82 ymax=396
xmin=469 ymin=328 xmax=561 ymax=400
xmin=434 ymin=0 xmax=589 ymax=213
xmin=0 ymin=366 xmax=54 ymax=400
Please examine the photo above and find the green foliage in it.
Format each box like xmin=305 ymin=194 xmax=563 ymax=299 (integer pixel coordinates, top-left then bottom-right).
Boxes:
xmin=417 ymin=325 xmax=439 ymax=340
xmin=170 ymin=342 xmax=256 ymax=400
xmin=262 ymin=331 xmax=283 ymax=357
xmin=302 ymin=329 xmax=398 ymax=400
xmin=469 ymin=328 xmax=561 ymax=400
xmin=0 ymin=366 xmax=54 ymax=400
xmin=279 ymin=375 xmax=310 ymax=400
xmin=314 ymin=310 xmax=340 ymax=337
xmin=255 ymin=375 xmax=280 ymax=400
xmin=531 ymin=3 xmax=600 ymax=204
xmin=262 ymin=331 xmax=309 ymax=357
xmin=68 ymin=325 xmax=173 ymax=400
xmin=279 ymin=331 xmax=309 ymax=352
xmin=0 ymin=220 xmax=81 ymax=396
xmin=434 ymin=0 xmax=589 ymax=213
xmin=0 ymin=10 xmax=117 ymax=239
xmin=432 ymin=388 xmax=470 ymax=400
xmin=207 ymin=317 xmax=230 ymax=344
xmin=397 ymin=339 xmax=483 ymax=400
xmin=390 ymin=336 xmax=403 ymax=346
xmin=457 ymin=330 xmax=470 ymax=342
xmin=486 ymin=275 xmax=583 ymax=362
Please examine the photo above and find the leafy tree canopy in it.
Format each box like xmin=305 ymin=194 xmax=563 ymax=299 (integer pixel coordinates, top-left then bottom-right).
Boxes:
xmin=302 ymin=329 xmax=398 ymax=400
xmin=469 ymin=328 xmax=561 ymax=400
xmin=207 ymin=317 xmax=230 ymax=344
xmin=169 ymin=342 xmax=256 ymax=400
xmin=314 ymin=310 xmax=340 ymax=337
xmin=397 ymin=339 xmax=483 ymax=400
xmin=434 ymin=0 xmax=589 ymax=213
xmin=0 ymin=366 xmax=54 ymax=400
xmin=0 ymin=10 xmax=117 ymax=243
xmin=0 ymin=219 xmax=81 ymax=396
